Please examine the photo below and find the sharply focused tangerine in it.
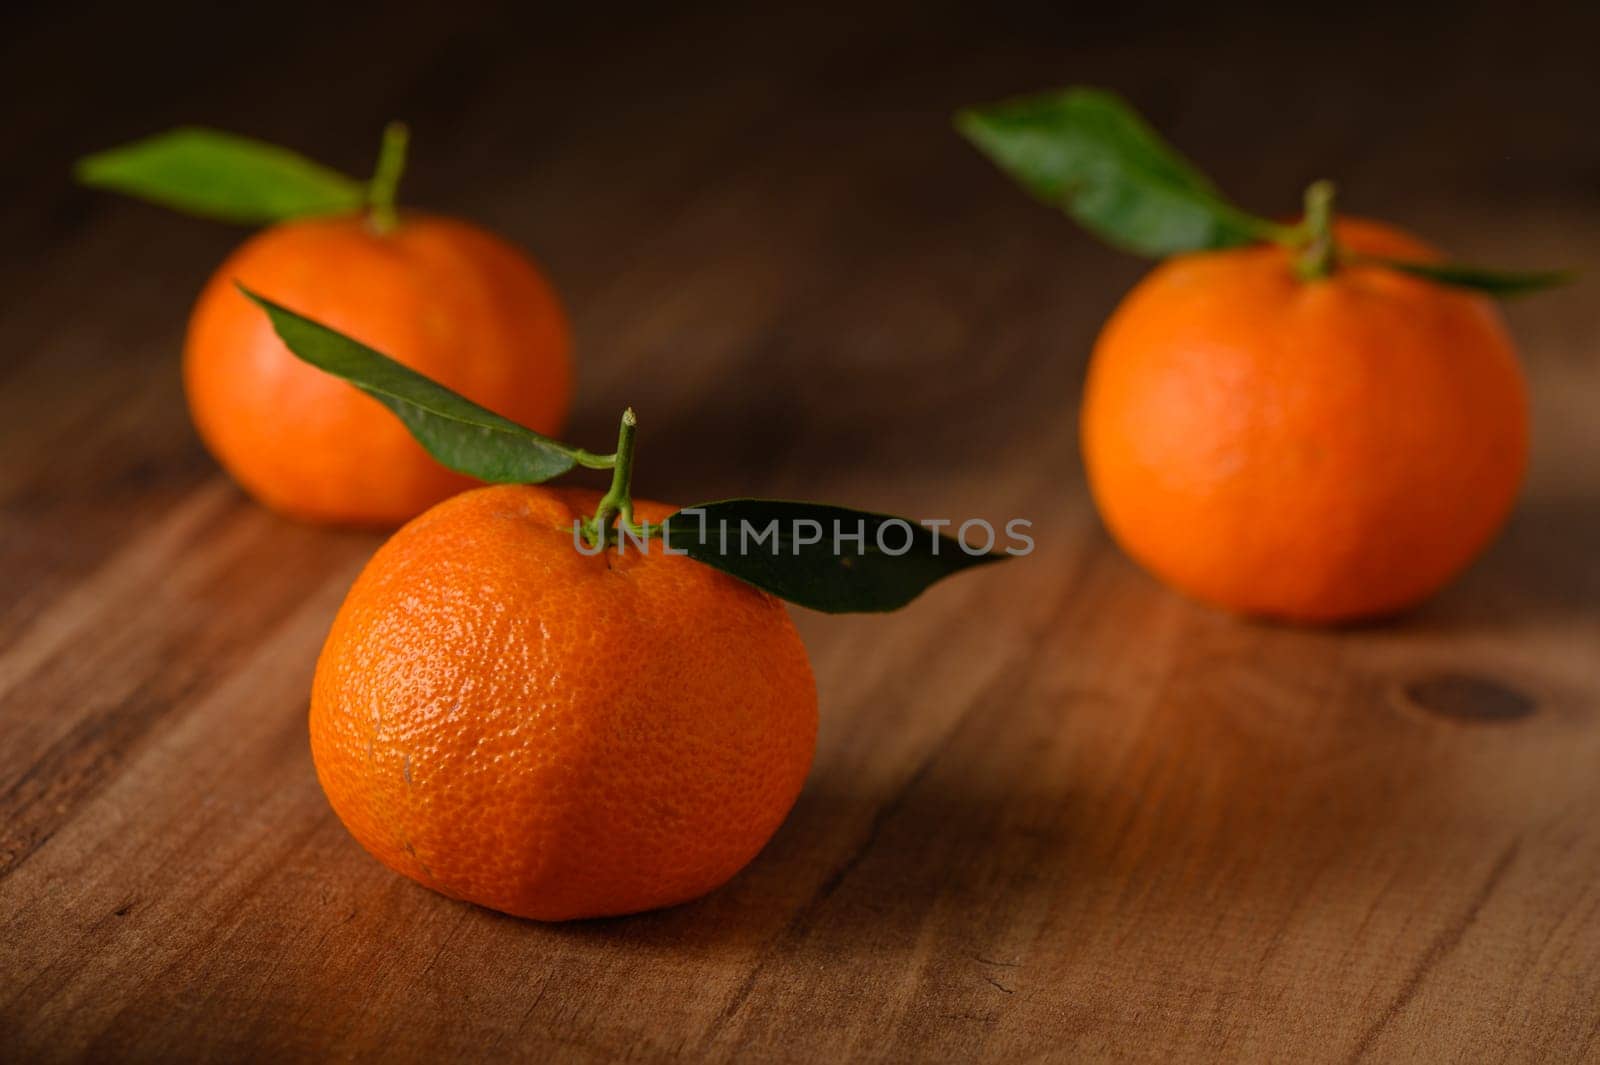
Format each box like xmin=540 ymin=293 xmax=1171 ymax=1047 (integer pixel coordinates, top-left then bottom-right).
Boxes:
xmin=310 ymin=484 xmax=818 ymax=920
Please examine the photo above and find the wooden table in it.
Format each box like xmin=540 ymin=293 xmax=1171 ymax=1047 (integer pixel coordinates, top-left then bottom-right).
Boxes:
xmin=4 ymin=3 xmax=1599 ymax=1060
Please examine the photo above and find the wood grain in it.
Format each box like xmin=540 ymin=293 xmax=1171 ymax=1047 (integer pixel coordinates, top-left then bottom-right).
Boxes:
xmin=3 ymin=2 xmax=1599 ymax=1061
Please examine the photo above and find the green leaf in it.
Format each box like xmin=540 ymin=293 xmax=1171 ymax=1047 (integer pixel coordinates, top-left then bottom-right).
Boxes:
xmin=655 ymin=499 xmax=1010 ymax=613
xmin=242 ymin=287 xmax=601 ymax=483
xmin=956 ymin=87 xmax=1284 ymax=256
xmin=244 ymin=294 xmax=1015 ymax=613
xmin=1354 ymin=256 xmax=1576 ymax=297
xmin=75 ymin=128 xmax=366 ymax=224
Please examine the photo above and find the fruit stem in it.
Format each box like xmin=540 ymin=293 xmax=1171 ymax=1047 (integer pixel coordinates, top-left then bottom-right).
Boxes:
xmin=583 ymin=408 xmax=639 ymax=548
xmin=1295 ymin=179 xmax=1337 ymax=281
xmin=368 ymin=121 xmax=409 ymax=235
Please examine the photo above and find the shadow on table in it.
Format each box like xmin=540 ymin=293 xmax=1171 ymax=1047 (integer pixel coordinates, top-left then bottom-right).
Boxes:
xmin=525 ymin=491 xmax=1599 ymax=958
xmin=1417 ymin=490 xmax=1600 ymax=634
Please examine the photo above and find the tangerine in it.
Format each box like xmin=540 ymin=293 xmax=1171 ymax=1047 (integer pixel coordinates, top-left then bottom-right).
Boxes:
xmin=1081 ymin=218 xmax=1528 ymax=622
xmin=184 ymin=214 xmax=571 ymax=525
xmin=310 ymin=484 xmax=818 ymax=920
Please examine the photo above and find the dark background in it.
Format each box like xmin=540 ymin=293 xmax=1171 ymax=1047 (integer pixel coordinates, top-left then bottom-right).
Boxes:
xmin=7 ymin=0 xmax=1595 ymax=548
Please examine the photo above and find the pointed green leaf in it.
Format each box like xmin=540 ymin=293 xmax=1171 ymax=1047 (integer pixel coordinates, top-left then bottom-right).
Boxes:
xmin=244 ymin=295 xmax=1017 ymax=612
xmin=956 ymin=87 xmax=1284 ymax=256
xmin=76 ymin=128 xmax=366 ymax=224
xmin=1354 ymin=256 xmax=1576 ymax=297
xmin=243 ymin=287 xmax=601 ymax=483
xmin=655 ymin=499 xmax=1010 ymax=613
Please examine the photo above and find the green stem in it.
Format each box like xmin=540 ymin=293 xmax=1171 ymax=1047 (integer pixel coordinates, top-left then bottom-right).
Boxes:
xmin=368 ymin=121 xmax=409 ymax=234
xmin=1295 ymin=179 xmax=1337 ymax=281
xmin=582 ymin=408 xmax=639 ymax=548
xmin=572 ymin=448 xmax=621 ymax=471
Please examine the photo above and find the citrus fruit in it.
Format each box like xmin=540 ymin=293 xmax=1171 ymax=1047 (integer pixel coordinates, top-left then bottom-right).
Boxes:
xmin=310 ymin=484 xmax=818 ymax=920
xmin=184 ymin=214 xmax=571 ymax=525
xmin=1081 ymin=218 xmax=1528 ymax=622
